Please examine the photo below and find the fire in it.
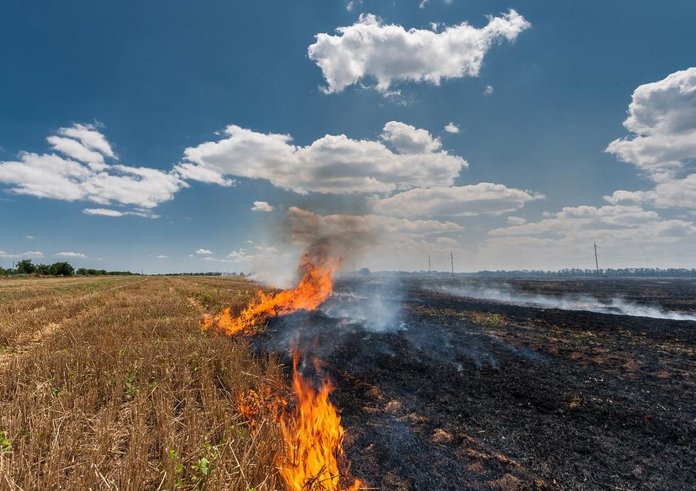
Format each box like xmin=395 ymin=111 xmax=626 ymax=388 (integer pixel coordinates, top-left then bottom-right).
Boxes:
xmin=201 ymin=254 xmax=364 ymax=489
xmin=278 ymin=353 xmax=364 ymax=491
xmin=236 ymin=385 xmax=287 ymax=434
xmin=202 ymin=255 xmax=339 ymax=336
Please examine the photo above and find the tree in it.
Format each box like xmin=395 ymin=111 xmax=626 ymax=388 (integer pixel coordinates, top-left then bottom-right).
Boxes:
xmin=48 ymin=262 xmax=75 ymax=276
xmin=15 ymin=259 xmax=36 ymax=274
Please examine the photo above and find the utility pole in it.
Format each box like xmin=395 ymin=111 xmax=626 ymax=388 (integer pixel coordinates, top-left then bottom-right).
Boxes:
xmin=450 ymin=251 xmax=454 ymax=276
xmin=428 ymin=254 xmax=431 ymax=273
xmin=594 ymin=242 xmax=600 ymax=274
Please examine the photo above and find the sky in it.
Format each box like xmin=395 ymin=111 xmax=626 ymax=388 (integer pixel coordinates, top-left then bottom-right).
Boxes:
xmin=1 ymin=0 xmax=696 ymax=275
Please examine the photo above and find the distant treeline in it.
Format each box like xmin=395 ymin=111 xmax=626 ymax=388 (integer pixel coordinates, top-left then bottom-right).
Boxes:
xmin=0 ymin=259 xmax=136 ymax=277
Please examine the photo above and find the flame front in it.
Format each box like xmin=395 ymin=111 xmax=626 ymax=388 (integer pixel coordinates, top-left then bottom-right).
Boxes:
xmin=201 ymin=255 xmax=364 ymax=490
xmin=202 ymin=254 xmax=339 ymax=336
xmin=278 ymin=353 xmax=364 ymax=491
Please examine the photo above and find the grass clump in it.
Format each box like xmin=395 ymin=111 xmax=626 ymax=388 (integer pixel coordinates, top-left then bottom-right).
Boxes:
xmin=469 ymin=311 xmax=507 ymax=328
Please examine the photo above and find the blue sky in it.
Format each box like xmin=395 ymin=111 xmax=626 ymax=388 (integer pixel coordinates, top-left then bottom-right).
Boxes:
xmin=2 ymin=0 xmax=696 ymax=274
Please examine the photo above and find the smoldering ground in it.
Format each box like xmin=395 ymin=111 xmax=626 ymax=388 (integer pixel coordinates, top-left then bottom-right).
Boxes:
xmin=255 ymin=278 xmax=696 ymax=490
xmin=427 ymin=278 xmax=696 ymax=321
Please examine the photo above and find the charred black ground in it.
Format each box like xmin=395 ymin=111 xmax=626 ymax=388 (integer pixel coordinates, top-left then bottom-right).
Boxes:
xmin=255 ymin=277 xmax=696 ymax=490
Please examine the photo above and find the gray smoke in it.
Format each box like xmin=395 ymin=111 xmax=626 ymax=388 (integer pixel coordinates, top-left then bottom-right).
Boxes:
xmin=319 ymin=277 xmax=405 ymax=332
xmin=286 ymin=206 xmax=378 ymax=264
xmin=430 ymin=283 xmax=696 ymax=321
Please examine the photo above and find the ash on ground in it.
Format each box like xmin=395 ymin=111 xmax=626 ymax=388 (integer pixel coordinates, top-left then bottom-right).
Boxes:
xmin=256 ymin=277 xmax=696 ymax=491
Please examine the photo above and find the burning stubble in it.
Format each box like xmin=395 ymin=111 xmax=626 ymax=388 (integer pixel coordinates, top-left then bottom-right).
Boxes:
xmin=202 ymin=254 xmax=340 ymax=336
xmin=201 ymin=234 xmax=367 ymax=489
xmin=277 ymin=352 xmax=365 ymax=491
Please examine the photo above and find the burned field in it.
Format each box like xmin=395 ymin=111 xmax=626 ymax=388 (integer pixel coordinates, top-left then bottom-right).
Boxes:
xmin=257 ymin=277 xmax=696 ymax=490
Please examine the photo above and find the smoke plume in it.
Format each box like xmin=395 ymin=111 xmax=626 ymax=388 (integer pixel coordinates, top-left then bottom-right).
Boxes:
xmin=431 ymin=283 xmax=696 ymax=321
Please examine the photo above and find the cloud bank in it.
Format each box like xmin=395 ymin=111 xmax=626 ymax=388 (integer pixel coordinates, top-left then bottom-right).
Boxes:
xmin=178 ymin=122 xmax=467 ymax=194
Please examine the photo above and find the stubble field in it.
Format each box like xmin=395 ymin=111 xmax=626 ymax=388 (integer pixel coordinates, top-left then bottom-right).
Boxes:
xmin=0 ymin=275 xmax=285 ymax=490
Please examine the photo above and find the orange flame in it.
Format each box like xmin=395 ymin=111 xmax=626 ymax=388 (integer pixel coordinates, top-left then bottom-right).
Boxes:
xmin=201 ymin=255 xmax=364 ymax=489
xmin=202 ymin=255 xmax=339 ymax=336
xmin=278 ymin=353 xmax=364 ymax=491
xmin=236 ymin=385 xmax=287 ymax=434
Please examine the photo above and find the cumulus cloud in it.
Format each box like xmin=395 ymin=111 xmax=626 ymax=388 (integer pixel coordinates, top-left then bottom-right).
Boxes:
xmin=251 ymin=200 xmax=274 ymax=212
xmin=483 ymin=85 xmax=495 ymax=96
xmin=56 ymin=251 xmax=87 ymax=258
xmin=371 ymin=183 xmax=542 ymax=217
xmin=196 ymin=249 xmax=213 ymax=255
xmin=605 ymin=174 xmax=696 ymax=210
xmin=604 ymin=68 xmax=696 ymax=214
xmin=0 ymin=124 xmax=184 ymax=214
xmin=307 ymin=10 xmax=530 ymax=94
xmin=443 ymin=122 xmax=460 ymax=134
xmin=179 ymin=122 xmax=467 ymax=194
xmin=606 ymin=67 xmax=696 ymax=182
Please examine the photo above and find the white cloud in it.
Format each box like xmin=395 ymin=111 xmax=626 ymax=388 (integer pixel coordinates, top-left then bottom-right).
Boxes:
xmin=0 ymin=124 xmax=184 ymax=214
xmin=443 ymin=122 xmax=460 ymax=134
xmin=506 ymin=216 xmax=526 ymax=225
xmin=606 ymin=174 xmax=696 ymax=210
xmin=195 ymin=248 xmax=213 ymax=255
xmin=180 ymin=122 xmax=466 ymax=194
xmin=483 ymin=85 xmax=494 ymax=96
xmin=490 ymin=205 xmax=667 ymax=238
xmin=57 ymin=123 xmax=115 ymax=159
xmin=371 ymin=183 xmax=542 ymax=217
xmin=174 ymin=162 xmax=235 ymax=186
xmin=482 ymin=204 xmax=696 ymax=269
xmin=56 ymin=251 xmax=87 ymax=258
xmin=0 ymin=250 xmax=44 ymax=259
xmin=307 ymin=10 xmax=530 ymax=94
xmin=346 ymin=0 xmax=361 ymax=11
xmin=227 ymin=249 xmax=247 ymax=259
xmin=251 ymin=200 xmax=274 ymax=212
xmin=83 ymin=208 xmax=158 ymax=218
xmin=604 ymin=68 xmax=696 ymax=214
xmin=156 ymin=255 xmax=168 ymax=259
xmin=606 ymin=67 xmax=696 ymax=182
xmin=46 ymin=136 xmax=108 ymax=170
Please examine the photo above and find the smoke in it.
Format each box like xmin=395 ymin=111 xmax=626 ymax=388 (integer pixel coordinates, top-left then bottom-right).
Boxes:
xmin=286 ymin=206 xmax=378 ymax=264
xmin=319 ymin=277 xmax=404 ymax=332
xmin=430 ymin=283 xmax=696 ymax=321
xmin=248 ymin=206 xmax=378 ymax=286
